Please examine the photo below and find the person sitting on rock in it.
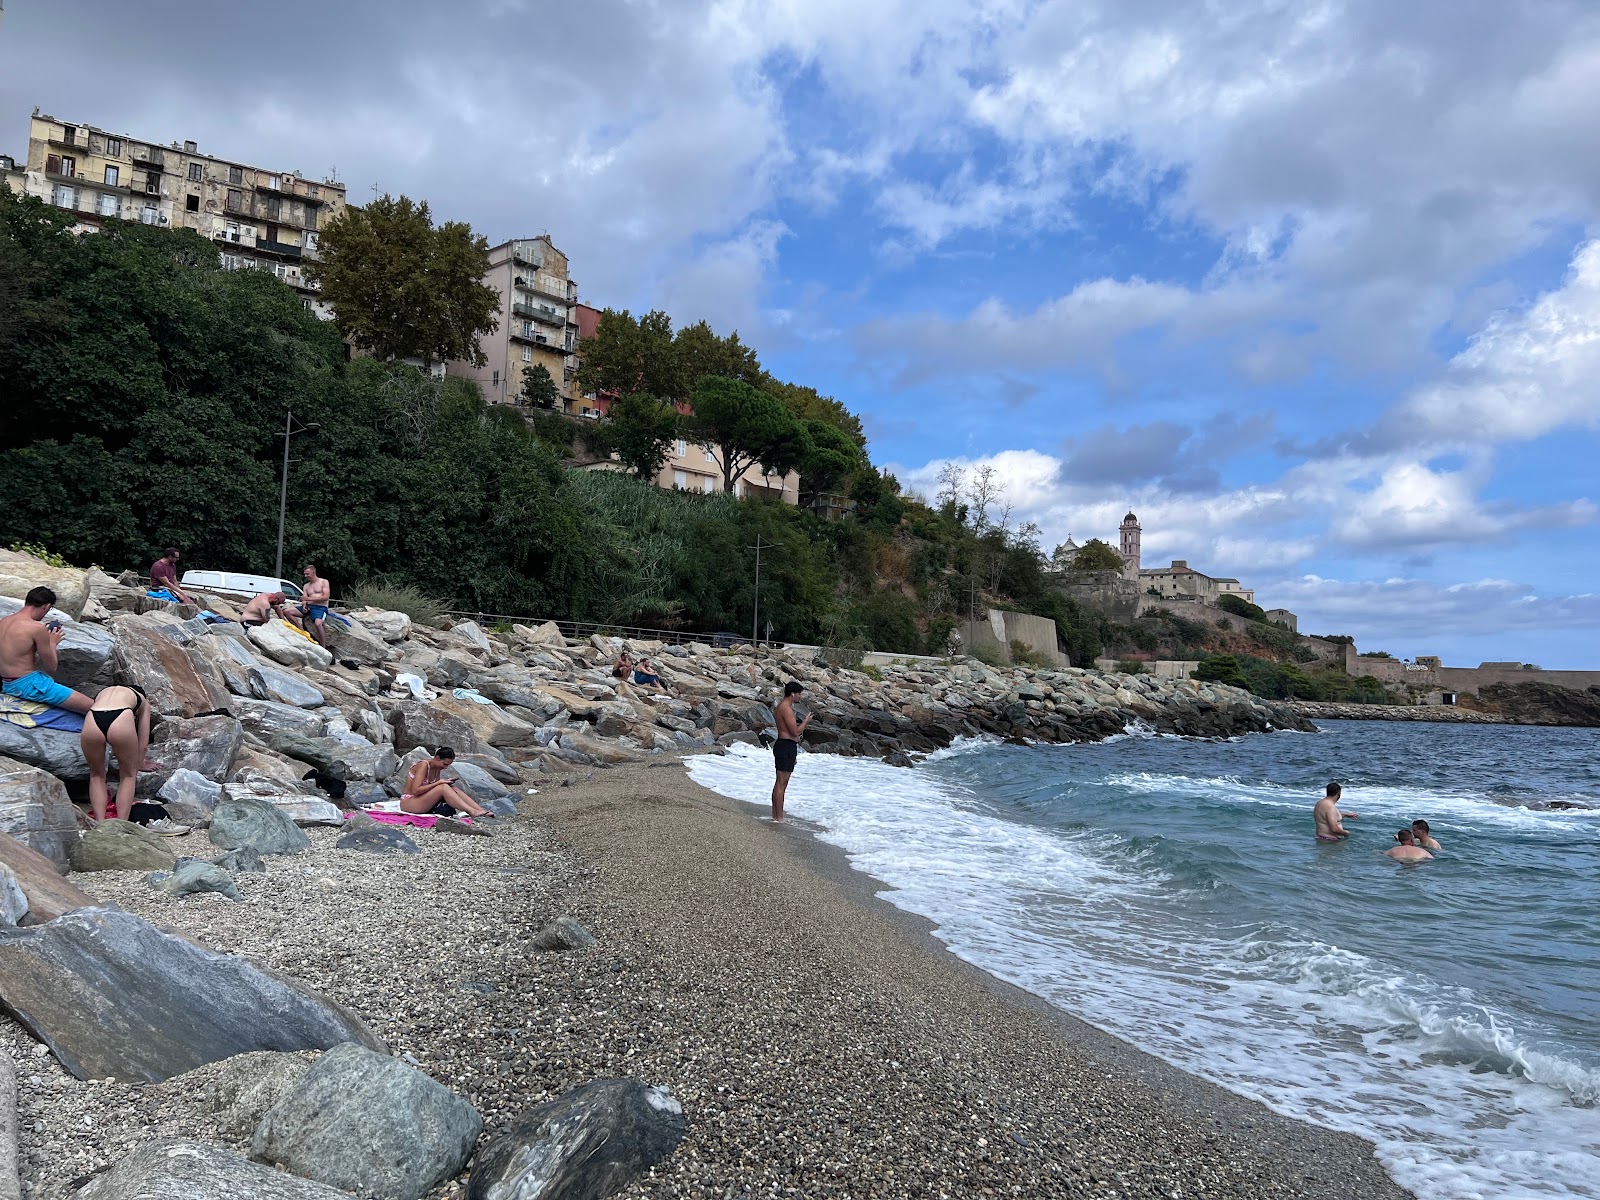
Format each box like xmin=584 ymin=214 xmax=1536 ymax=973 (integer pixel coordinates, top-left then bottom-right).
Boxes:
xmin=148 ymin=547 xmax=192 ymax=604
xmin=240 ymin=591 xmax=289 ymax=628
xmin=79 ymin=684 xmax=162 ymax=824
xmin=0 ymin=586 xmax=93 ymax=714
xmin=611 ymin=650 xmax=634 ymax=680
xmin=399 ymin=747 xmax=494 ymax=820
xmin=632 ymin=658 xmax=671 ymax=693
xmin=289 ymin=563 xmax=332 ymax=646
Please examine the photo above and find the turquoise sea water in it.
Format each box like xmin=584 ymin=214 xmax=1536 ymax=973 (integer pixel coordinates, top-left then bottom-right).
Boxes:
xmin=689 ymin=720 xmax=1600 ymax=1200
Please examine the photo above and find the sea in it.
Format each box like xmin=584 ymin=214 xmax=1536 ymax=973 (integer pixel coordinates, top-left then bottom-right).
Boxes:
xmin=686 ymin=719 xmax=1600 ymax=1200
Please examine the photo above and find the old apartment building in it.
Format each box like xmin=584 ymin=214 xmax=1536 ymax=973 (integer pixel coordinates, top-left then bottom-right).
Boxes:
xmin=6 ymin=110 xmax=346 ymax=316
xmin=448 ymin=236 xmax=582 ymax=408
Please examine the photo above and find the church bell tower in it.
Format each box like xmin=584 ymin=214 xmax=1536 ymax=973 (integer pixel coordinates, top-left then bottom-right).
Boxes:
xmin=1119 ymin=511 xmax=1141 ymax=578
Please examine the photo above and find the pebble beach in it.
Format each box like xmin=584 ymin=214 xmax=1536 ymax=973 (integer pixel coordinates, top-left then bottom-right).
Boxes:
xmin=9 ymin=759 xmax=1411 ymax=1199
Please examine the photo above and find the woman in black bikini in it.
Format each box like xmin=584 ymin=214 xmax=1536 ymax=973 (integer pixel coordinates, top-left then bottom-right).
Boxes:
xmin=79 ymin=684 xmax=150 ymax=821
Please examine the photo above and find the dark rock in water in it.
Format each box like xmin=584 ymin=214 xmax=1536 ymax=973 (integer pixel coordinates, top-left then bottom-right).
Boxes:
xmin=466 ymin=1078 xmax=686 ymax=1200
xmin=0 ymin=907 xmax=384 ymax=1082
xmin=213 ymin=845 xmax=268 ymax=874
xmin=69 ymin=820 xmax=178 ymax=873
xmin=531 ymin=916 xmax=597 ymax=952
xmin=251 ymin=1041 xmax=482 ymax=1200
xmin=1477 ymin=682 xmax=1600 ymax=727
xmin=150 ymin=860 xmax=241 ymax=900
xmin=76 ymin=1138 xmax=350 ymax=1199
xmin=335 ymin=825 xmax=420 ymax=855
xmin=209 ymin=792 xmax=311 ymax=856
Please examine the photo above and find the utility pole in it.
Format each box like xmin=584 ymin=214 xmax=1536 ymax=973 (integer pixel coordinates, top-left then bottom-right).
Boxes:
xmin=274 ymin=411 xmax=319 ymax=580
xmin=744 ymin=534 xmax=782 ymax=646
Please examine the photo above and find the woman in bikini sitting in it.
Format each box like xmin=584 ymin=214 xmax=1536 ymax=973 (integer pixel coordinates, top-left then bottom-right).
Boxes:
xmin=399 ymin=746 xmax=494 ymax=819
xmin=79 ymin=684 xmax=150 ymax=821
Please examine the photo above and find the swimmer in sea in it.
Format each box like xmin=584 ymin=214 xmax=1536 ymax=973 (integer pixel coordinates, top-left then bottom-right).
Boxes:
xmin=1385 ymin=829 xmax=1434 ymax=862
xmin=1313 ymin=781 xmax=1360 ymax=842
xmin=1411 ymin=819 xmax=1441 ymax=851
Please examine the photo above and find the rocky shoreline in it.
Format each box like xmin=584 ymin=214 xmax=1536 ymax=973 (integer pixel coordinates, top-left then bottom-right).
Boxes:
xmin=1281 ymin=700 xmax=1508 ymax=724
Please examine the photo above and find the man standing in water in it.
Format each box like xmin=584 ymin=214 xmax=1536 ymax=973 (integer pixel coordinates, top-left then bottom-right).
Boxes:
xmin=1411 ymin=819 xmax=1442 ymax=851
xmin=770 ymin=681 xmax=810 ymax=822
xmin=1313 ymin=781 xmax=1360 ymax=842
xmin=1385 ymin=829 xmax=1434 ymax=862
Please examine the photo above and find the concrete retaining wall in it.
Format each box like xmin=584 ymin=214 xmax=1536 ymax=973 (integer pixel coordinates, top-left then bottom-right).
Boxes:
xmin=960 ymin=610 xmax=1065 ymax=667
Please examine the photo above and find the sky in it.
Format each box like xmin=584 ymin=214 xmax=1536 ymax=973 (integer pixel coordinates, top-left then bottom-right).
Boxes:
xmin=4 ymin=0 xmax=1599 ymax=666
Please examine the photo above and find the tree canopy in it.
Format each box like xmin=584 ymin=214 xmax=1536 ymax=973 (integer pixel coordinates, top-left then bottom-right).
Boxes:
xmin=519 ymin=362 xmax=560 ymax=409
xmin=602 ymin=393 xmax=682 ymax=480
xmin=1070 ymin=539 xmax=1126 ymax=572
xmin=687 ymin=376 xmax=810 ymax=493
xmin=306 ymin=194 xmax=499 ymax=366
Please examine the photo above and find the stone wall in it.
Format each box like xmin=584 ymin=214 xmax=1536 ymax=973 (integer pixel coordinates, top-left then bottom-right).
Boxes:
xmin=1342 ymin=644 xmax=1600 ymax=695
xmin=1094 ymin=658 xmax=1200 ymax=681
xmin=1050 ymin=570 xmax=1145 ymax=623
xmin=960 ymin=610 xmax=1065 ymax=667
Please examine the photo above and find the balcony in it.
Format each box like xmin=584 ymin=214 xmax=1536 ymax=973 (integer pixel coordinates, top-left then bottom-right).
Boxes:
xmin=46 ymin=130 xmax=86 ymax=151
xmin=515 ymin=274 xmax=572 ymax=305
xmin=130 ymin=145 xmax=165 ymax=170
xmin=254 ymin=238 xmax=303 ymax=260
xmin=511 ymin=300 xmax=564 ymax=327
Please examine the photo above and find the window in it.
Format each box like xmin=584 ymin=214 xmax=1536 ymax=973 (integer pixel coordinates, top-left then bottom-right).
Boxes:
xmin=97 ymin=193 xmax=116 ymax=217
xmin=521 ymin=321 xmax=534 ymax=338
xmin=140 ymin=205 xmax=159 ymax=225
xmin=221 ymin=253 xmax=239 ymax=270
xmin=264 ymin=174 xmax=278 ymax=191
xmin=265 ymin=197 xmax=281 ymax=220
xmin=103 ymin=165 xmax=118 ymax=186
xmin=106 ymin=137 xmax=123 ymax=157
xmin=521 ymin=346 xmax=532 ymax=363
xmin=186 ymin=194 xmax=199 ymax=212
xmin=224 ymin=221 xmax=240 ymax=242
xmin=58 ymin=155 xmax=77 ymax=177
xmin=52 ymin=184 xmax=76 ymax=209
xmin=673 ymin=470 xmax=689 ymax=490
xmin=308 ymin=184 xmax=319 ymax=199
xmin=303 ymin=207 xmax=317 ymax=231
xmin=62 ymin=125 xmax=77 ymax=145
xmin=228 ymin=165 xmax=242 ymax=184
xmin=674 ymin=439 xmax=688 ymax=457
xmin=492 ymin=371 xmax=500 ymax=388
xmin=226 ymin=189 xmax=241 ymax=211
xmin=188 ymin=162 xmax=202 ymax=182
xmin=303 ymin=232 xmax=318 ymax=253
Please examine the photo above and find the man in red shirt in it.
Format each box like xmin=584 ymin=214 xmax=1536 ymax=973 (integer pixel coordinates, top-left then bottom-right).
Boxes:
xmin=148 ymin=548 xmax=192 ymax=604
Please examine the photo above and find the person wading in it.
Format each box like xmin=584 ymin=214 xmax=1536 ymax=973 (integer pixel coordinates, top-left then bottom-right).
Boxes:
xmin=770 ymin=681 xmax=811 ymax=822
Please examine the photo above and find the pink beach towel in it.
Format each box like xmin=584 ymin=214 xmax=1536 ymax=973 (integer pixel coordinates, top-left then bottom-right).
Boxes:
xmin=351 ymin=810 xmax=473 ymax=829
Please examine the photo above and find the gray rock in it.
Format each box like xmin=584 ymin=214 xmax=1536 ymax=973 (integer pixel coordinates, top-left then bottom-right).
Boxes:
xmin=0 ymin=831 xmax=97 ymax=925
xmin=531 ymin=916 xmax=597 ymax=951
xmin=249 ymin=664 xmax=326 ymax=709
xmin=0 ymin=722 xmax=88 ymax=784
xmin=435 ymin=817 xmax=494 ymax=837
xmin=151 ymin=860 xmax=240 ymax=900
xmin=466 ymin=1079 xmax=686 ymax=1200
xmin=213 ymin=846 xmax=267 ymax=874
xmin=335 ymin=826 xmax=420 ymax=855
xmin=209 ymin=792 xmax=312 ymax=856
xmin=342 ymin=782 xmax=389 ymax=809
xmin=386 ymin=700 xmax=481 ymax=756
xmin=252 ymin=1042 xmax=482 ymax=1200
xmin=322 ymin=615 xmax=391 ymax=666
xmin=76 ymin=1139 xmax=353 ymax=1199
xmin=110 ymin=615 xmax=222 ymax=719
xmin=196 ymin=1050 xmax=315 ymax=1137
xmin=68 ymin=820 xmax=179 ymax=873
xmin=0 ymin=862 xmax=27 ymax=925
xmin=248 ymin=621 xmax=334 ymax=671
xmin=231 ymin=696 xmax=327 ymax=741
xmin=353 ymin=607 xmax=411 ymax=643
xmin=0 ymin=908 xmax=384 ymax=1082
xmin=0 ymin=755 xmax=82 ymax=868
xmin=449 ymin=620 xmax=494 ymax=655
xmin=146 ymin=715 xmax=244 ymax=785
xmin=156 ymin=768 xmax=224 ymax=825
xmin=443 ymin=760 xmax=511 ymax=805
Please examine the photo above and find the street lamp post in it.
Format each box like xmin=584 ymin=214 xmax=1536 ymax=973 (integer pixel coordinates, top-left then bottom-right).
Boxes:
xmin=274 ymin=411 xmax=319 ymax=580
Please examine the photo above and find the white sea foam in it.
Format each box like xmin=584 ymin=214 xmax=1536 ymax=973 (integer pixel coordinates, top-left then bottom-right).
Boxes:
xmin=688 ymin=744 xmax=1600 ymax=1200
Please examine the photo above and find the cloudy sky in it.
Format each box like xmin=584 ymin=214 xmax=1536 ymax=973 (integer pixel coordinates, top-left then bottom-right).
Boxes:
xmin=5 ymin=0 xmax=1599 ymax=665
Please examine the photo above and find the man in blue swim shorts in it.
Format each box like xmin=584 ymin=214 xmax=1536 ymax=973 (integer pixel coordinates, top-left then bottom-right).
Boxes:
xmin=0 ymin=586 xmax=93 ymax=713
xmin=292 ymin=563 xmax=332 ymax=647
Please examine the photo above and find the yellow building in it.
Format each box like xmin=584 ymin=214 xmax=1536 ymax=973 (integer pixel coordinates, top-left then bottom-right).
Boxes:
xmin=447 ymin=235 xmax=581 ymax=409
xmin=10 ymin=109 xmax=346 ymax=316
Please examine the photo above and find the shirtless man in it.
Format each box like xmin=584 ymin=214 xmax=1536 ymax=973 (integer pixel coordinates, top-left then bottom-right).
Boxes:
xmin=0 ymin=587 xmax=93 ymax=714
xmin=240 ymin=591 xmax=289 ymax=627
xmin=1411 ymin=819 xmax=1441 ymax=851
xmin=1313 ymin=781 xmax=1360 ymax=842
xmin=1385 ymin=829 xmax=1434 ymax=862
xmin=770 ymin=681 xmax=811 ymax=822
xmin=294 ymin=564 xmax=331 ymax=646
xmin=399 ymin=747 xmax=493 ymax=819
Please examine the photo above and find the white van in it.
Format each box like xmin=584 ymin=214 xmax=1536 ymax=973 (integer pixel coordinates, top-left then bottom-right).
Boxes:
xmin=180 ymin=570 xmax=305 ymax=602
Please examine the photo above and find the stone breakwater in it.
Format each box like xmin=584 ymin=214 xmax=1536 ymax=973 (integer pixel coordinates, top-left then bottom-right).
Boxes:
xmin=1282 ymin=701 xmax=1516 ymax=724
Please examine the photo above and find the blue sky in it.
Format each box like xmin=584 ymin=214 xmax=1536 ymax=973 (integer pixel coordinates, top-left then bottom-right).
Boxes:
xmin=4 ymin=0 xmax=1599 ymax=664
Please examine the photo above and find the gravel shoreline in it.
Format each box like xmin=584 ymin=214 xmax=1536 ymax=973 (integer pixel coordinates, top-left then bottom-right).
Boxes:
xmin=10 ymin=759 xmax=1412 ymax=1199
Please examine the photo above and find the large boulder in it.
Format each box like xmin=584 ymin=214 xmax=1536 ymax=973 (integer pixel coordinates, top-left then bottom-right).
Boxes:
xmin=209 ymin=792 xmax=312 ymax=855
xmin=265 ymin=732 xmax=396 ymax=783
xmin=322 ymin=615 xmax=392 ymax=666
xmin=386 ymin=700 xmax=480 ymax=756
xmin=513 ymin=620 xmax=566 ymax=647
xmin=0 ymin=833 xmax=96 ymax=925
xmin=69 ymin=820 xmax=179 ymax=873
xmin=189 ymin=632 xmax=263 ymax=695
xmin=0 ymin=598 xmax=115 ymax=689
xmin=156 ymin=768 xmax=225 ymax=825
xmin=186 ymin=1050 xmax=315 ymax=1137
xmin=230 ymin=697 xmax=326 ymax=742
xmin=0 ymin=908 xmax=384 ymax=1082
xmin=110 ymin=615 xmax=223 ymax=719
xmin=353 ymin=607 xmax=411 ymax=643
xmin=248 ymin=664 xmax=326 ymax=709
xmin=0 ymin=756 xmax=82 ymax=868
xmin=0 ymin=549 xmax=89 ymax=619
xmin=444 ymin=760 xmax=512 ymax=805
xmin=252 ymin=1042 xmax=482 ymax=1200
xmin=77 ymin=1140 xmax=354 ymax=1200
xmin=0 ymin=721 xmax=87 ymax=782
xmin=431 ymin=694 xmax=538 ymax=748
xmin=446 ymin=621 xmax=494 ymax=656
xmin=151 ymin=860 xmax=240 ymax=900
xmin=466 ymin=1079 xmax=686 ymax=1200
xmin=248 ymin=622 xmax=334 ymax=671
xmin=557 ymin=731 xmax=647 ymax=765
xmin=146 ymin=715 xmax=244 ymax=786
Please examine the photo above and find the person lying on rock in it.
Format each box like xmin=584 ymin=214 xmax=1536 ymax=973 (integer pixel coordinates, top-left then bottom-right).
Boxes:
xmin=240 ymin=590 xmax=291 ymax=627
xmin=0 ymin=586 xmax=94 ymax=714
xmin=79 ymin=684 xmax=152 ymax=822
xmin=400 ymin=746 xmax=494 ymax=819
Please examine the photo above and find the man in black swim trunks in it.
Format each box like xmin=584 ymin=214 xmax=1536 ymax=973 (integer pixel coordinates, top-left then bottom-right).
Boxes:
xmin=770 ymin=681 xmax=810 ymax=822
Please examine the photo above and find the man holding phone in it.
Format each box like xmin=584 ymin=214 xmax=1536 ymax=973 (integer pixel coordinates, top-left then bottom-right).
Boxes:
xmin=0 ymin=586 xmax=94 ymax=713
xmin=770 ymin=680 xmax=811 ymax=822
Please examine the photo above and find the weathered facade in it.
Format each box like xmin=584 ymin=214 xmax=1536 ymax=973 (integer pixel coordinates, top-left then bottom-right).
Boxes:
xmin=10 ymin=110 xmax=345 ymax=317
xmin=448 ymin=236 xmax=581 ymax=411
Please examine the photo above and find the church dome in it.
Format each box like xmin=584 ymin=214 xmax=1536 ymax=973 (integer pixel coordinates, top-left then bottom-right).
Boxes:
xmin=1122 ymin=511 xmax=1138 ymax=524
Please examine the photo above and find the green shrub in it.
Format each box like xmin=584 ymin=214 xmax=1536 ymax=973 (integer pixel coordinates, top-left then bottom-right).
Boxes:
xmin=7 ymin=542 xmax=70 ymax=568
xmin=1194 ymin=654 xmax=1249 ymax=689
xmin=1117 ymin=659 xmax=1148 ymax=675
xmin=1217 ymin=593 xmax=1269 ymax=621
xmin=348 ymin=579 xmax=450 ymax=627
xmin=1009 ymin=639 xmax=1052 ymax=668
